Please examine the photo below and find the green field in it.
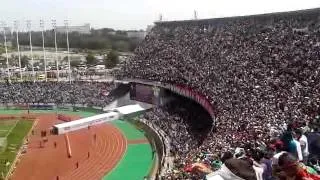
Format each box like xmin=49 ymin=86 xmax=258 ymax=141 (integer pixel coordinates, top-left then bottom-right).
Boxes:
xmin=0 ymin=109 xmax=22 ymax=115
xmin=0 ymin=110 xmax=155 ymax=180
xmin=104 ymin=144 xmax=153 ymax=180
xmin=112 ymin=120 xmax=145 ymax=140
xmin=0 ymin=120 xmax=18 ymax=137
xmin=0 ymin=120 xmax=33 ymax=179
xmin=105 ymin=120 xmax=154 ymax=180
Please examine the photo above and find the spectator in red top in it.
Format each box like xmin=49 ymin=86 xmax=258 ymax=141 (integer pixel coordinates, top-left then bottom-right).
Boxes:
xmin=278 ymin=153 xmax=320 ymax=180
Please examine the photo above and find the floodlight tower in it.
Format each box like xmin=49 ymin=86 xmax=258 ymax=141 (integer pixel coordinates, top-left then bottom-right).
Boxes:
xmin=40 ymin=19 xmax=47 ymax=81
xmin=1 ymin=21 xmax=11 ymax=83
xmin=194 ymin=10 xmax=198 ymax=20
xmin=159 ymin=14 xmax=163 ymax=21
xmin=52 ymin=20 xmax=59 ymax=81
xmin=64 ymin=20 xmax=71 ymax=83
xmin=26 ymin=20 xmax=35 ymax=82
xmin=14 ymin=21 xmax=22 ymax=81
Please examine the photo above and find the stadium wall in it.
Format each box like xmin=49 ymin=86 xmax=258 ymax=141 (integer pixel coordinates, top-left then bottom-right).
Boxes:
xmin=0 ymin=103 xmax=104 ymax=113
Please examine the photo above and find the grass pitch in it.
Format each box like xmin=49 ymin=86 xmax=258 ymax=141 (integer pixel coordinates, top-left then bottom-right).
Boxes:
xmin=0 ymin=120 xmax=33 ymax=179
xmin=0 ymin=120 xmax=18 ymax=137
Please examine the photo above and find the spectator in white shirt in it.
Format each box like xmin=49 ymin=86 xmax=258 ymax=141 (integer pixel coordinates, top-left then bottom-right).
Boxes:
xmin=295 ymin=129 xmax=309 ymax=164
xmin=293 ymin=138 xmax=303 ymax=162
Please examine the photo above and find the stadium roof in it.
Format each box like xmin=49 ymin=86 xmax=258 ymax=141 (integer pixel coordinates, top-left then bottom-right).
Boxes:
xmin=155 ymin=7 xmax=320 ymax=25
xmin=113 ymin=104 xmax=146 ymax=115
xmin=53 ymin=112 xmax=119 ymax=129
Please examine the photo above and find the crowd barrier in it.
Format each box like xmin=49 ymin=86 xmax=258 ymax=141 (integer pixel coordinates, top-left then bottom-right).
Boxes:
xmin=73 ymin=106 xmax=103 ymax=113
xmin=13 ymin=104 xmax=28 ymax=110
xmin=0 ymin=103 xmax=55 ymax=111
xmin=56 ymin=105 xmax=73 ymax=111
xmin=0 ymin=103 xmax=104 ymax=113
xmin=29 ymin=104 xmax=54 ymax=110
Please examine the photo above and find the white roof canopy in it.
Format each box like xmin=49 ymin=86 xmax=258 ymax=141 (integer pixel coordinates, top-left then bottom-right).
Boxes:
xmin=113 ymin=104 xmax=146 ymax=115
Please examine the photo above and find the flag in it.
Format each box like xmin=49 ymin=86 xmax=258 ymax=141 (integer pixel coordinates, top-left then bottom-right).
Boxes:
xmin=101 ymin=90 xmax=108 ymax=96
xmin=183 ymin=164 xmax=194 ymax=172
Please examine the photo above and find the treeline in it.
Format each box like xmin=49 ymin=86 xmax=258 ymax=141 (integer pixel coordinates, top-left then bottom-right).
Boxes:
xmin=9 ymin=28 xmax=142 ymax=52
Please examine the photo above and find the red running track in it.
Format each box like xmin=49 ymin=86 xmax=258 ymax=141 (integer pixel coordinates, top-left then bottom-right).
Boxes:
xmin=11 ymin=114 xmax=126 ymax=180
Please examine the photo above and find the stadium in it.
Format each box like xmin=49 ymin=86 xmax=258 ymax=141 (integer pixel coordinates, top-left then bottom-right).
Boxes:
xmin=0 ymin=7 xmax=319 ymax=180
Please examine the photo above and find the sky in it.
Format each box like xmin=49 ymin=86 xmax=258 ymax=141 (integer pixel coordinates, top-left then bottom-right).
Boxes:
xmin=0 ymin=0 xmax=319 ymax=31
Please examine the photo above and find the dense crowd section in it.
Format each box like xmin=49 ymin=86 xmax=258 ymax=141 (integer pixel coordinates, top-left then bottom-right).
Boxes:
xmin=0 ymin=81 xmax=115 ymax=107
xmin=142 ymin=96 xmax=214 ymax=179
xmin=117 ymin=8 xmax=320 ymax=179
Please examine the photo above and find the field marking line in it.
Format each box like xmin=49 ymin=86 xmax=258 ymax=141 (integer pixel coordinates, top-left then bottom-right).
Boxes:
xmin=5 ymin=117 xmax=38 ymax=180
xmin=4 ymin=120 xmax=19 ymax=138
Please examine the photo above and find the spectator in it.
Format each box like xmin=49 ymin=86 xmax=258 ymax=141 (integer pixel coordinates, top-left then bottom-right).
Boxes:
xmin=278 ymin=153 xmax=320 ymax=180
xmin=295 ymin=129 xmax=310 ymax=164
xmin=114 ymin=8 xmax=320 ymax=179
xmin=0 ymin=81 xmax=116 ymax=107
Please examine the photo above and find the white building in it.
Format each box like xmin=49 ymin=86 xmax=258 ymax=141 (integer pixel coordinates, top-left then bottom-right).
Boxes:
xmin=56 ymin=23 xmax=91 ymax=34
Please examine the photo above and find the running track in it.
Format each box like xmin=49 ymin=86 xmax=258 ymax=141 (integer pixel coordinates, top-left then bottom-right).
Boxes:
xmin=11 ymin=113 xmax=126 ymax=180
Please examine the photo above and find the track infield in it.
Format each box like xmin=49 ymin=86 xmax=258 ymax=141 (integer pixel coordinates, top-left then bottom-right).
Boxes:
xmin=104 ymin=120 xmax=154 ymax=180
xmin=0 ymin=110 xmax=155 ymax=180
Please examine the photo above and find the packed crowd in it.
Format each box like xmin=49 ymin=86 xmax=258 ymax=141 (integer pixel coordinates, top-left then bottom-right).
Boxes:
xmin=0 ymin=81 xmax=116 ymax=107
xmin=143 ymin=98 xmax=320 ymax=179
xmin=117 ymin=8 xmax=320 ymax=179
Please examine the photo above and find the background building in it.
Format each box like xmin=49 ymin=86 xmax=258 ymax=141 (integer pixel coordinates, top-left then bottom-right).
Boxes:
xmin=56 ymin=23 xmax=91 ymax=34
xmin=126 ymin=31 xmax=146 ymax=39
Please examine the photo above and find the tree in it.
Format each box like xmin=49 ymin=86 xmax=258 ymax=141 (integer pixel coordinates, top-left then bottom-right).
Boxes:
xmin=63 ymin=56 xmax=68 ymax=62
xmin=86 ymin=53 xmax=97 ymax=65
xmin=0 ymin=46 xmax=5 ymax=54
xmin=21 ymin=56 xmax=29 ymax=68
xmin=70 ymin=60 xmax=81 ymax=67
xmin=11 ymin=29 xmax=139 ymax=51
xmin=114 ymin=41 xmax=129 ymax=52
xmin=104 ymin=50 xmax=119 ymax=69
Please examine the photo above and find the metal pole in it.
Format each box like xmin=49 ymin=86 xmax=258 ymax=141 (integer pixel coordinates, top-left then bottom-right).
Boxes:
xmin=52 ymin=20 xmax=59 ymax=81
xmin=64 ymin=20 xmax=71 ymax=83
xmin=14 ymin=21 xmax=22 ymax=81
xmin=40 ymin=20 xmax=47 ymax=82
xmin=1 ymin=22 xmax=11 ymax=83
xmin=27 ymin=20 xmax=35 ymax=82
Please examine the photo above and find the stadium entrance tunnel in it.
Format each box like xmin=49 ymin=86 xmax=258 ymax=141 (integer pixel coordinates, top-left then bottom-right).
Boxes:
xmin=127 ymin=82 xmax=212 ymax=136
xmin=107 ymin=82 xmax=131 ymax=99
xmin=161 ymin=89 xmax=214 ymax=141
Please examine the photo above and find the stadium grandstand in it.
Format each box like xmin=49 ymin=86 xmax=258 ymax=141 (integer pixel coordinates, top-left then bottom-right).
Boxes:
xmin=0 ymin=7 xmax=319 ymax=180
xmin=114 ymin=8 xmax=320 ymax=180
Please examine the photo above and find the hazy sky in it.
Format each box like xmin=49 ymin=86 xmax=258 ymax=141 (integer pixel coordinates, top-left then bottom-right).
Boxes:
xmin=0 ymin=0 xmax=319 ymax=30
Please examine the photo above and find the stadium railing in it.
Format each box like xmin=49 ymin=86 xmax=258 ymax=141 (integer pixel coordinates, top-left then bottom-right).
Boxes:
xmin=128 ymin=116 xmax=171 ymax=180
